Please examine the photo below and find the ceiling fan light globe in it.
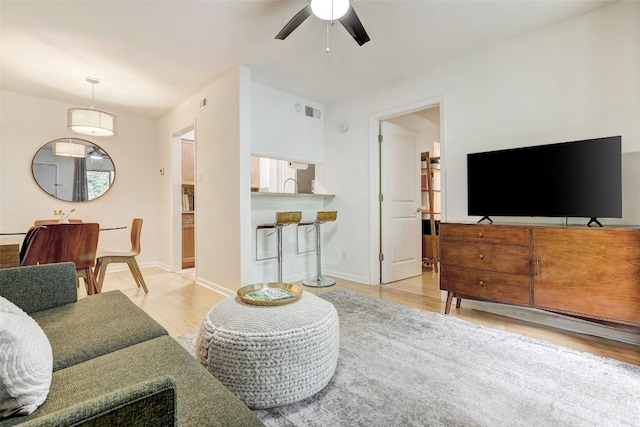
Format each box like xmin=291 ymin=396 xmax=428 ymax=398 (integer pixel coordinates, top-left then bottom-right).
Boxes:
xmin=311 ymin=0 xmax=349 ymax=21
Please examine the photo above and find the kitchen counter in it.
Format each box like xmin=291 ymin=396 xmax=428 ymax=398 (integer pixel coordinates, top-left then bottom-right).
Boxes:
xmin=251 ymin=192 xmax=335 ymax=199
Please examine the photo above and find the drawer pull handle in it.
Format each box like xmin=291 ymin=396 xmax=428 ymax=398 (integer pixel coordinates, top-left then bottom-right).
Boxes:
xmin=479 ymin=280 xmax=485 ymax=286
xmin=478 ymin=232 xmax=483 ymax=238
xmin=478 ymin=253 xmax=484 ymax=259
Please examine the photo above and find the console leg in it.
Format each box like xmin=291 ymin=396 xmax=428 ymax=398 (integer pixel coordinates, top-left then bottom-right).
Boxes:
xmin=444 ymin=291 xmax=453 ymax=314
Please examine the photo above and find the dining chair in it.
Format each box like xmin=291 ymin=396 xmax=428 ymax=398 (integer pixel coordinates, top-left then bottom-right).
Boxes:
xmin=94 ymin=218 xmax=148 ymax=293
xmin=20 ymin=223 xmax=100 ymax=294
xmin=34 ymin=219 xmax=83 ymax=225
xmin=19 ymin=225 xmax=46 ymax=265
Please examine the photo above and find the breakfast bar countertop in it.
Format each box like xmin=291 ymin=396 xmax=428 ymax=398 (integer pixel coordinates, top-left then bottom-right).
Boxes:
xmin=251 ymin=192 xmax=335 ymax=199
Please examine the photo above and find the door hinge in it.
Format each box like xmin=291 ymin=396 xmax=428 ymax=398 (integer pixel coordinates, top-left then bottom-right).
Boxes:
xmin=378 ymin=134 xmax=383 ymax=143
xmin=379 ymin=194 xmax=384 ymax=202
xmin=379 ymin=253 xmax=384 ymax=262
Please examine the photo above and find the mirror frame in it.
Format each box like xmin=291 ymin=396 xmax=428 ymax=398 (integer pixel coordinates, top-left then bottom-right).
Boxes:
xmin=31 ymin=138 xmax=116 ymax=202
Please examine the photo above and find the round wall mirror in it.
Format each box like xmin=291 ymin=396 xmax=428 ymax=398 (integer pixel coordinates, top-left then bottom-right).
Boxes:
xmin=32 ymin=138 xmax=115 ymax=202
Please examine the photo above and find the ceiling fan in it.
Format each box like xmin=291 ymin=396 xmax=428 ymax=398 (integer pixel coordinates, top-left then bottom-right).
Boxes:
xmin=275 ymin=0 xmax=370 ymax=47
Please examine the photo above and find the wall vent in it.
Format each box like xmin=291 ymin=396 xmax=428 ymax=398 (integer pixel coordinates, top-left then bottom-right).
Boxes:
xmin=304 ymin=105 xmax=322 ymax=119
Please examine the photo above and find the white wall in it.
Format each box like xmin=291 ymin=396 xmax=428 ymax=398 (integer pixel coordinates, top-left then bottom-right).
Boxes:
xmin=251 ymin=82 xmax=324 ymax=163
xmin=246 ymin=82 xmax=334 ymax=286
xmin=0 ymin=90 xmax=160 ymax=265
xmin=322 ymin=1 xmax=640 ymax=285
xmin=157 ymin=72 xmax=331 ymax=293
xmin=156 ymin=66 xmax=253 ymax=294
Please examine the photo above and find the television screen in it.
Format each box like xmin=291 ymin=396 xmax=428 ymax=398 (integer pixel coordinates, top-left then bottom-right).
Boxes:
xmin=467 ymin=136 xmax=622 ymax=221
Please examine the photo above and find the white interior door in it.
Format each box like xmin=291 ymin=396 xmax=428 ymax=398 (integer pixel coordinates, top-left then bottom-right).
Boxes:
xmin=33 ymin=163 xmax=57 ymax=197
xmin=380 ymin=121 xmax=422 ymax=283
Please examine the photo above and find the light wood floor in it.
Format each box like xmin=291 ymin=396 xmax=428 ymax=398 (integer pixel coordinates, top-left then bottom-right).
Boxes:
xmin=81 ymin=266 xmax=640 ymax=366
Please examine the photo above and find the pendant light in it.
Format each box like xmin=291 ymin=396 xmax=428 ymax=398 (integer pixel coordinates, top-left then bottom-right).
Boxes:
xmin=53 ymin=140 xmax=87 ymax=158
xmin=68 ymin=77 xmax=117 ymax=137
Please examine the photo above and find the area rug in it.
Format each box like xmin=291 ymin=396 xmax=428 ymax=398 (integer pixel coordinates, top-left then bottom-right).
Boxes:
xmin=177 ymin=289 xmax=640 ymax=427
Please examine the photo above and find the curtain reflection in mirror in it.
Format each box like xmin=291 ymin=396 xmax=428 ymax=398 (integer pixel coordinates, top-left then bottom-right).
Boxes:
xmin=72 ymin=157 xmax=88 ymax=201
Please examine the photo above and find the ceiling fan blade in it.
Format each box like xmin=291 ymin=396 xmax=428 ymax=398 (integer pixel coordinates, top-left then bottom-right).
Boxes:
xmin=275 ymin=4 xmax=313 ymax=40
xmin=339 ymin=5 xmax=370 ymax=46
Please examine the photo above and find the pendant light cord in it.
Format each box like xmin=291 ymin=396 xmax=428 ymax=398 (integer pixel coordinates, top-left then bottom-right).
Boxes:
xmin=89 ymin=82 xmax=96 ymax=110
xmin=326 ymin=21 xmax=330 ymax=53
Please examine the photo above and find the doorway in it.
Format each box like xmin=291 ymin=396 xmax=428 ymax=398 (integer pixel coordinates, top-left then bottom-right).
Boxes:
xmin=178 ymin=128 xmax=196 ymax=278
xmin=374 ymin=100 xmax=443 ymax=284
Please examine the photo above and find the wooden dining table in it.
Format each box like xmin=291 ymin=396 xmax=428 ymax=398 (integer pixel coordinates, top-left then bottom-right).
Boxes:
xmin=0 ymin=225 xmax=127 ymax=268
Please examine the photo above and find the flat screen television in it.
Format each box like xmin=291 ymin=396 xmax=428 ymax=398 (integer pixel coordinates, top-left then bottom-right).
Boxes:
xmin=467 ymin=136 xmax=622 ymax=226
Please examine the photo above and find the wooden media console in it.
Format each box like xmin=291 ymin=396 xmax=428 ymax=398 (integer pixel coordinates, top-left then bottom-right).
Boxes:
xmin=440 ymin=222 xmax=640 ymax=329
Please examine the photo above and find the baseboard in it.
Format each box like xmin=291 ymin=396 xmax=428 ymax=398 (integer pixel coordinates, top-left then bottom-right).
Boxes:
xmin=459 ymin=299 xmax=640 ymax=346
xmin=196 ymin=277 xmax=234 ymax=297
xmin=323 ymin=269 xmax=369 ymax=285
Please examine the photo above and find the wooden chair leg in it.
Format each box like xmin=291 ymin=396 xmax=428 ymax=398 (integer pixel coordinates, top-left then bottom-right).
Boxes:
xmin=93 ymin=259 xmax=102 ymax=287
xmin=88 ymin=268 xmax=99 ymax=295
xmin=126 ymin=259 xmax=142 ymax=288
xmin=78 ymin=269 xmax=93 ymax=295
xmin=127 ymin=258 xmax=148 ymax=293
xmin=95 ymin=258 xmax=109 ymax=293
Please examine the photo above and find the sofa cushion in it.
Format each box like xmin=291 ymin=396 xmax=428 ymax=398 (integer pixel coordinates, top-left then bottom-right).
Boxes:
xmin=14 ymin=376 xmax=177 ymax=427
xmin=0 ymin=297 xmax=53 ymax=419
xmin=0 ymin=263 xmax=77 ymax=315
xmin=0 ymin=336 xmax=264 ymax=427
xmin=31 ymin=290 xmax=168 ymax=371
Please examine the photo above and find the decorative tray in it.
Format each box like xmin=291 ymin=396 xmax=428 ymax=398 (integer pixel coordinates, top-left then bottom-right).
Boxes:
xmin=237 ymin=283 xmax=303 ymax=306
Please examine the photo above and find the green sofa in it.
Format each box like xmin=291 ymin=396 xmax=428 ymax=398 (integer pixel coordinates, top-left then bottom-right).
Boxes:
xmin=0 ymin=262 xmax=264 ymax=427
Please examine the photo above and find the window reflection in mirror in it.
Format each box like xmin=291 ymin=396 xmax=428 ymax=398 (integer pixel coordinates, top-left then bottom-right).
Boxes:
xmin=250 ymin=156 xmax=315 ymax=194
xmin=32 ymin=138 xmax=115 ymax=202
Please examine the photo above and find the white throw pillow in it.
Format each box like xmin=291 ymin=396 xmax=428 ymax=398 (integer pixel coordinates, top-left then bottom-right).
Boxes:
xmin=0 ymin=296 xmax=53 ymax=419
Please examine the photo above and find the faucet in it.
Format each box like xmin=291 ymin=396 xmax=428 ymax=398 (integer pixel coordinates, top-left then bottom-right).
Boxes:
xmin=283 ymin=178 xmax=298 ymax=193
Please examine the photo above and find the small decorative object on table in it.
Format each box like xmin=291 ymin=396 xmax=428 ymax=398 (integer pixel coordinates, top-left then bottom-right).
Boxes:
xmin=237 ymin=283 xmax=302 ymax=306
xmin=53 ymin=208 xmax=75 ymax=223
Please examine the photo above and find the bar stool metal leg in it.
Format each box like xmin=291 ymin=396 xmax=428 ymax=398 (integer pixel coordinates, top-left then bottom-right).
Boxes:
xmin=256 ymin=211 xmax=302 ymax=284
xmin=277 ymin=225 xmax=284 ymax=283
xmin=302 ymin=211 xmax=337 ymax=288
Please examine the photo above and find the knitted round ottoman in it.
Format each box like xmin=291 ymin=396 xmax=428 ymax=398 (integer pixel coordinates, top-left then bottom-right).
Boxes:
xmin=195 ymin=291 xmax=339 ymax=409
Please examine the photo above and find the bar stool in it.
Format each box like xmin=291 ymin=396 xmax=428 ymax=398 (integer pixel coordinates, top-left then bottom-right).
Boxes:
xmin=300 ymin=211 xmax=337 ymax=288
xmin=256 ymin=211 xmax=302 ymax=283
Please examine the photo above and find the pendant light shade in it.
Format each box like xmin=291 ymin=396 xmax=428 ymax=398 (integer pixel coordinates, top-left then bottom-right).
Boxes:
xmin=53 ymin=141 xmax=86 ymax=158
xmin=311 ymin=0 xmax=349 ymax=20
xmin=68 ymin=108 xmax=117 ymax=137
xmin=67 ymin=77 xmax=117 ymax=137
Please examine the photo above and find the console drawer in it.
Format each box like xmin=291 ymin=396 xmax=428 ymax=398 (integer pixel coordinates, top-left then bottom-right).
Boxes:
xmin=440 ymin=266 xmax=531 ymax=306
xmin=440 ymin=241 xmax=530 ymax=275
xmin=441 ymin=223 xmax=529 ymax=245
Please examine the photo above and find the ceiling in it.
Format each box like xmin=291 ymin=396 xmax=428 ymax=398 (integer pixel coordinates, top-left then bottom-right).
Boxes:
xmin=415 ymin=107 xmax=440 ymax=126
xmin=1 ymin=0 xmax=617 ymax=119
